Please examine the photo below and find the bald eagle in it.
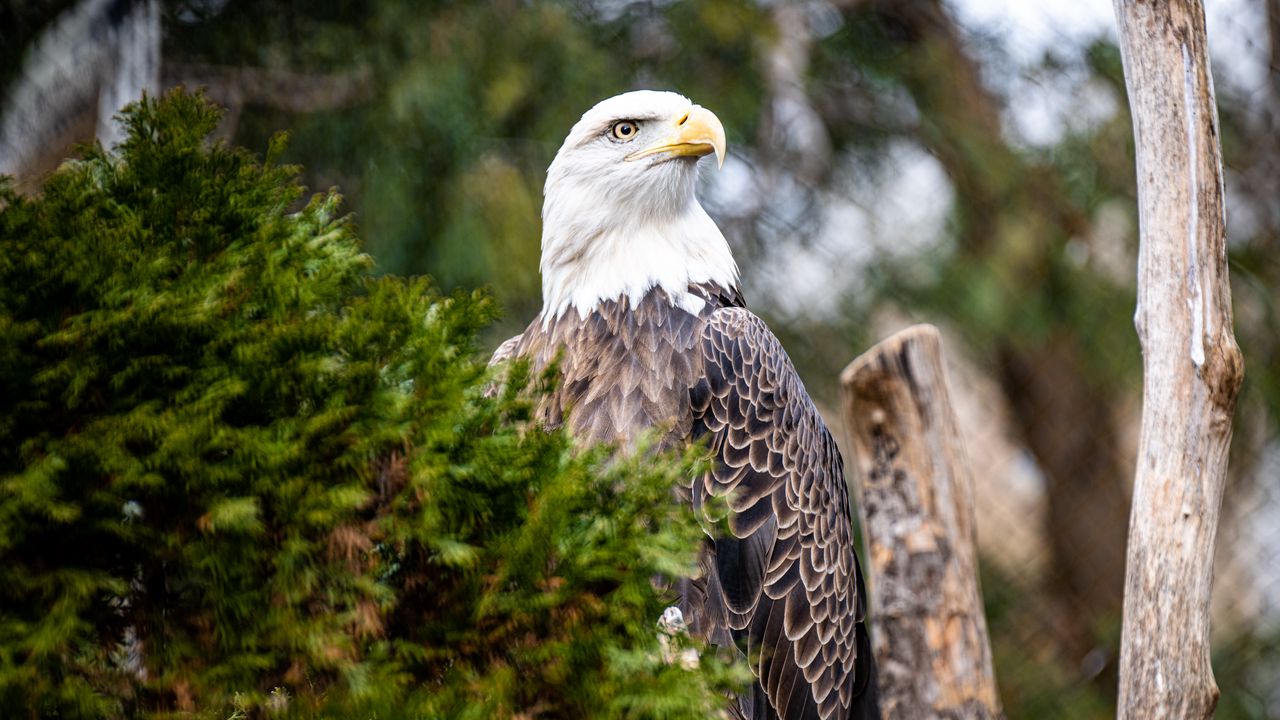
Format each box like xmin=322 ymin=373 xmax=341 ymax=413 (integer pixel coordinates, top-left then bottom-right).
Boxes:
xmin=492 ymin=91 xmax=879 ymax=720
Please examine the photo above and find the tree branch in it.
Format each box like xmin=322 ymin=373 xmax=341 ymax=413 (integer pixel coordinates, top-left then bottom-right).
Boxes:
xmin=162 ymin=63 xmax=373 ymax=138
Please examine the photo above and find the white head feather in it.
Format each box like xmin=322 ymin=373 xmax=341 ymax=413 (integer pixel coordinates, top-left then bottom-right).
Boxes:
xmin=539 ymin=90 xmax=739 ymax=323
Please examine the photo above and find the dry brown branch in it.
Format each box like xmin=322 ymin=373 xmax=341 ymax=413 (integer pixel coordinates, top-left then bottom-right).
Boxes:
xmin=162 ymin=63 xmax=373 ymax=139
xmin=163 ymin=63 xmax=374 ymax=114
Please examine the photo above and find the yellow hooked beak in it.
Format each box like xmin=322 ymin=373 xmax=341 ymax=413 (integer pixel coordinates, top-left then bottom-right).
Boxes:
xmin=624 ymin=105 xmax=726 ymax=169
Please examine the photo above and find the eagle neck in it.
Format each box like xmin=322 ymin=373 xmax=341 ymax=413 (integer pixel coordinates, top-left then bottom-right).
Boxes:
xmin=538 ymin=199 xmax=739 ymax=327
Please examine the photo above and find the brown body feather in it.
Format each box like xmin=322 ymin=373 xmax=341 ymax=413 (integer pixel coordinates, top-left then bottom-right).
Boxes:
xmin=492 ymin=283 xmax=878 ymax=720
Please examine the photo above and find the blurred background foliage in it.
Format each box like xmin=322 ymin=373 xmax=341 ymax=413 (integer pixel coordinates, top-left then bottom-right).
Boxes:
xmin=3 ymin=0 xmax=1279 ymax=717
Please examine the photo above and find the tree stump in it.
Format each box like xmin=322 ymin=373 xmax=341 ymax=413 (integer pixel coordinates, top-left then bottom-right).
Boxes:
xmin=840 ymin=324 xmax=1003 ymax=719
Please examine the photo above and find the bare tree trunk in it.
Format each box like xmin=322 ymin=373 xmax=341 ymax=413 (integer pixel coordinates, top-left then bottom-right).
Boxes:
xmin=96 ymin=0 xmax=161 ymax=148
xmin=0 ymin=0 xmax=161 ymax=183
xmin=1111 ymin=2 xmax=1245 ymax=718
xmin=840 ymin=324 xmax=1003 ymax=720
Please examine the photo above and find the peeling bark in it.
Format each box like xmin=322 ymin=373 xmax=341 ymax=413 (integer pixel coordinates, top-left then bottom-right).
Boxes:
xmin=1111 ymin=1 xmax=1245 ymax=717
xmin=840 ymin=324 xmax=1003 ymax=720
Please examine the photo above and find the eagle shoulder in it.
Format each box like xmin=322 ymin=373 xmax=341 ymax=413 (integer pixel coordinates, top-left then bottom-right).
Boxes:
xmin=489 ymin=333 xmax=524 ymax=366
xmin=482 ymin=333 xmax=526 ymax=399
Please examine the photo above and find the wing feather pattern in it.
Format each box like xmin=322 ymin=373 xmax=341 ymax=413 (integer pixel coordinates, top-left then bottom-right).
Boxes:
xmin=691 ymin=308 xmax=878 ymax=720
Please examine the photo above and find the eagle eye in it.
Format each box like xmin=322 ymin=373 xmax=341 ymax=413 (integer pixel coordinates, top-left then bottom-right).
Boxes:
xmin=610 ymin=121 xmax=639 ymax=141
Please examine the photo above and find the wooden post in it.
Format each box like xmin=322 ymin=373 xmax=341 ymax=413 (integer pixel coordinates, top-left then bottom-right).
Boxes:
xmin=1112 ymin=2 xmax=1245 ymax=718
xmin=840 ymin=325 xmax=1002 ymax=719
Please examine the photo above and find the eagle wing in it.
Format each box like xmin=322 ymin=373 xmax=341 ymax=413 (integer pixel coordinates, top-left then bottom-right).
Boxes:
xmin=689 ymin=308 xmax=877 ymax=720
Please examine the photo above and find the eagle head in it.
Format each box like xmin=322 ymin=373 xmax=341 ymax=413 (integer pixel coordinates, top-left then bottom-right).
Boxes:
xmin=539 ymin=90 xmax=739 ymax=323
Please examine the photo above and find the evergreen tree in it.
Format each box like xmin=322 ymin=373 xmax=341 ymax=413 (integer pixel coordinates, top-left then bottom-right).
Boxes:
xmin=0 ymin=90 xmax=741 ymax=719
